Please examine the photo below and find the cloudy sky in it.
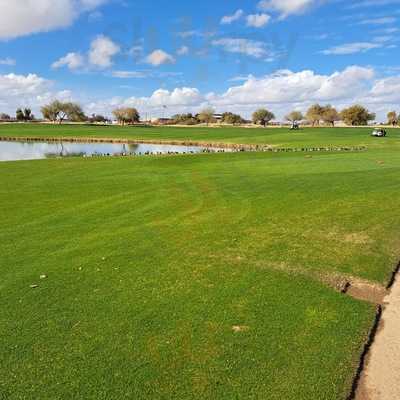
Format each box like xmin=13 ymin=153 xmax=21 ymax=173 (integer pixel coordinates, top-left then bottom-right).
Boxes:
xmin=0 ymin=0 xmax=399 ymax=120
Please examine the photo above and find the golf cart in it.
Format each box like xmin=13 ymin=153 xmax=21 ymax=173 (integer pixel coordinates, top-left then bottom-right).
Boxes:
xmin=371 ymin=128 xmax=387 ymax=137
xmin=290 ymin=122 xmax=300 ymax=130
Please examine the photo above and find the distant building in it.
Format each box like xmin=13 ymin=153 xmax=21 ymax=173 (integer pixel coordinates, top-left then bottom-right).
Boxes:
xmin=152 ymin=118 xmax=172 ymax=125
xmin=213 ymin=113 xmax=223 ymax=121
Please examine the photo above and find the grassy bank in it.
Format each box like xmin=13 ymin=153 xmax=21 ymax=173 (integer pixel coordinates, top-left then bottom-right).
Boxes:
xmin=1 ymin=127 xmax=400 ymax=399
xmin=0 ymin=123 xmax=399 ymax=148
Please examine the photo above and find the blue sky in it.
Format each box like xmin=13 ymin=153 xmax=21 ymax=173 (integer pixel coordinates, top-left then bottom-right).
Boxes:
xmin=0 ymin=0 xmax=399 ymax=120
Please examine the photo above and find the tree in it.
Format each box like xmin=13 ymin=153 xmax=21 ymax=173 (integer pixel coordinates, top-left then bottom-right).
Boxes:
xmin=89 ymin=114 xmax=108 ymax=123
xmin=387 ymin=111 xmax=398 ymax=126
xmin=112 ymin=107 xmax=140 ymax=125
xmin=252 ymin=108 xmax=275 ymax=127
xmin=16 ymin=108 xmax=34 ymax=122
xmin=221 ymin=112 xmax=243 ymax=125
xmin=321 ymin=105 xmax=340 ymax=127
xmin=41 ymin=101 xmax=61 ymax=123
xmin=306 ymin=104 xmax=324 ymax=127
xmin=171 ymin=113 xmax=199 ymax=125
xmin=41 ymin=100 xmax=86 ymax=124
xmin=16 ymin=108 xmax=25 ymax=121
xmin=124 ymin=108 xmax=140 ymax=124
xmin=23 ymin=108 xmax=34 ymax=121
xmin=285 ymin=111 xmax=304 ymax=124
xmin=112 ymin=108 xmax=126 ymax=125
xmin=0 ymin=113 xmax=10 ymax=120
xmin=66 ymin=103 xmax=86 ymax=122
xmin=198 ymin=108 xmax=215 ymax=126
xmin=340 ymin=105 xmax=375 ymax=126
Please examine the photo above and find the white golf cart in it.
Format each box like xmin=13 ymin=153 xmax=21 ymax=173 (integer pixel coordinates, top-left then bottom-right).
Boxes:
xmin=371 ymin=128 xmax=387 ymax=137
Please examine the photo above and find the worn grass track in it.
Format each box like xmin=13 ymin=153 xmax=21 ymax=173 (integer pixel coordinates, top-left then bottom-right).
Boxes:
xmin=1 ymin=126 xmax=400 ymax=399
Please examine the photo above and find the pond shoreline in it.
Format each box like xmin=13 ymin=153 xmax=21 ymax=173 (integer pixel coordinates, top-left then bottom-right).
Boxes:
xmin=0 ymin=136 xmax=265 ymax=151
xmin=0 ymin=136 xmax=367 ymax=154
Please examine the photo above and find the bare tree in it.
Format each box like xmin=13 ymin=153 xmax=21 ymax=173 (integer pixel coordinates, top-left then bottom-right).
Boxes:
xmin=112 ymin=108 xmax=140 ymax=125
xmin=41 ymin=100 xmax=86 ymax=124
xmin=387 ymin=111 xmax=398 ymax=126
xmin=285 ymin=111 xmax=304 ymax=124
xmin=306 ymin=104 xmax=323 ymax=127
xmin=198 ymin=108 xmax=215 ymax=126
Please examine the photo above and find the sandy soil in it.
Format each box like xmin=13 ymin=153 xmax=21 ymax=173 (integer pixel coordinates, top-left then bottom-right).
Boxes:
xmin=347 ymin=280 xmax=387 ymax=305
xmin=356 ymin=276 xmax=400 ymax=400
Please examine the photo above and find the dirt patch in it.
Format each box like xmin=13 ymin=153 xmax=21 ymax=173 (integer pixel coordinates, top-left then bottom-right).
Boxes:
xmin=318 ymin=273 xmax=387 ymax=304
xmin=251 ymin=260 xmax=386 ymax=304
xmin=344 ymin=280 xmax=387 ymax=304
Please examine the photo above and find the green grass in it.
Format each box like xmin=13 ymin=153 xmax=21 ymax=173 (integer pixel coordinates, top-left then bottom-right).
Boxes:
xmin=1 ymin=125 xmax=400 ymax=399
xmin=1 ymin=122 xmax=400 ymax=148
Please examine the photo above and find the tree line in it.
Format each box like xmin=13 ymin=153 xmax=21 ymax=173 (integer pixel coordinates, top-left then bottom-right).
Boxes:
xmin=0 ymin=100 xmax=399 ymax=127
xmin=169 ymin=109 xmax=244 ymax=126
xmin=251 ymin=105 xmax=380 ymax=127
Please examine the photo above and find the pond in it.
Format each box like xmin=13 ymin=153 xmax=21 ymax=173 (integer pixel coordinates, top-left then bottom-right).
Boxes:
xmin=0 ymin=140 xmax=226 ymax=162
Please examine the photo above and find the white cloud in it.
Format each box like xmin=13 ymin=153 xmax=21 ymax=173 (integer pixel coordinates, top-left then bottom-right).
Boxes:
xmin=309 ymin=33 xmax=329 ymax=40
xmin=51 ymin=35 xmax=120 ymax=71
xmin=373 ymin=35 xmax=393 ymax=43
xmin=80 ymin=0 xmax=107 ymax=10
xmin=315 ymin=66 xmax=375 ymax=100
xmin=177 ymin=46 xmax=189 ymax=56
xmin=0 ymin=58 xmax=16 ymax=66
xmin=0 ymin=0 xmax=109 ymax=40
xmin=0 ymin=72 xmax=65 ymax=114
xmin=246 ymin=14 xmax=271 ymax=28
xmin=348 ymin=0 xmax=400 ymax=7
xmin=52 ymin=52 xmax=85 ymax=70
xmin=212 ymin=38 xmax=271 ymax=59
xmin=257 ymin=0 xmax=319 ymax=17
xmin=88 ymin=10 xmax=103 ymax=22
xmin=111 ymin=70 xmax=183 ymax=80
xmin=359 ymin=17 xmax=397 ymax=25
xmin=228 ymin=74 xmax=256 ymax=82
xmin=146 ymin=88 xmax=203 ymax=107
xmin=370 ymin=76 xmax=400 ymax=102
xmin=128 ymin=44 xmax=144 ymax=60
xmin=207 ymin=66 xmax=375 ymax=108
xmin=176 ymin=30 xmax=199 ymax=38
xmin=322 ymin=42 xmax=382 ymax=55
xmin=88 ymin=35 xmax=120 ymax=68
xmin=0 ymin=73 xmax=50 ymax=96
xmin=145 ymin=50 xmax=176 ymax=66
xmin=85 ymin=87 xmax=205 ymax=117
xmin=376 ymin=27 xmax=399 ymax=34
xmin=176 ymin=30 xmax=216 ymax=39
xmin=86 ymin=65 xmax=387 ymax=120
xmin=2 ymin=66 xmax=400 ymax=122
xmin=111 ymin=71 xmax=149 ymax=79
xmin=220 ymin=9 xmax=244 ymax=24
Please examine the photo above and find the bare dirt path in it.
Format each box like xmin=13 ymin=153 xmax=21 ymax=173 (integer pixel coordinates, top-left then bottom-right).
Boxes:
xmin=356 ymin=273 xmax=400 ymax=400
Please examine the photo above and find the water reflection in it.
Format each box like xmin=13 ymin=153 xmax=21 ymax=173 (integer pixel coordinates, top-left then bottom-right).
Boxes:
xmin=0 ymin=140 xmax=220 ymax=162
